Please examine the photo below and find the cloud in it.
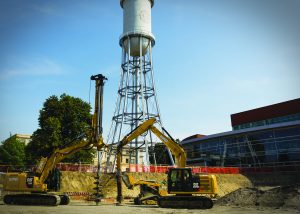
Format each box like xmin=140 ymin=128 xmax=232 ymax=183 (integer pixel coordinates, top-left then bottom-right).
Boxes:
xmin=0 ymin=57 xmax=66 ymax=80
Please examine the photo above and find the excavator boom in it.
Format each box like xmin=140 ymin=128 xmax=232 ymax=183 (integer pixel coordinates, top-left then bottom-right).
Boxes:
xmin=150 ymin=126 xmax=186 ymax=168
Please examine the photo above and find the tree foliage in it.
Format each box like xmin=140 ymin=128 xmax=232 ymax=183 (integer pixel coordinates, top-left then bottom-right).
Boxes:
xmin=0 ymin=135 xmax=26 ymax=166
xmin=26 ymin=94 xmax=95 ymax=164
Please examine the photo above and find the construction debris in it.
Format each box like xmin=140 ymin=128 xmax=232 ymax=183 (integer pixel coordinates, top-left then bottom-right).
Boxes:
xmin=215 ymin=184 xmax=300 ymax=209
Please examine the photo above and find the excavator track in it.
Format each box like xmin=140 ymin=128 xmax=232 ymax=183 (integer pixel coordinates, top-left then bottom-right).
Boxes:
xmin=58 ymin=194 xmax=70 ymax=205
xmin=157 ymin=196 xmax=213 ymax=209
xmin=3 ymin=194 xmax=61 ymax=206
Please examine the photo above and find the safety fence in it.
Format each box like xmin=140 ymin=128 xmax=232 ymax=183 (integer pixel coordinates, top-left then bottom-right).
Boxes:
xmin=54 ymin=164 xmax=247 ymax=174
xmin=63 ymin=192 xmax=90 ymax=196
xmin=1 ymin=163 xmax=300 ymax=174
xmin=124 ymin=165 xmax=300 ymax=174
xmin=56 ymin=163 xmax=96 ymax=173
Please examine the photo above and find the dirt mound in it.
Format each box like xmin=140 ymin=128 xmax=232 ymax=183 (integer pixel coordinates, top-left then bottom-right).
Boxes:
xmin=60 ymin=171 xmax=96 ymax=193
xmin=60 ymin=172 xmax=167 ymax=198
xmin=214 ymin=174 xmax=252 ymax=197
xmin=215 ymin=184 xmax=300 ymax=209
xmin=60 ymin=172 xmax=252 ymax=199
xmin=215 ymin=187 xmax=262 ymax=206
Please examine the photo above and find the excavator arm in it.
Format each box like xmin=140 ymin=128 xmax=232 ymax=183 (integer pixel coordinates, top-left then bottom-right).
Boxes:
xmin=122 ymin=172 xmax=161 ymax=190
xmin=150 ymin=126 xmax=186 ymax=168
xmin=116 ymin=118 xmax=185 ymax=171
xmin=36 ymin=74 xmax=108 ymax=185
xmin=36 ymin=137 xmax=96 ymax=184
xmin=122 ymin=172 xmax=168 ymax=205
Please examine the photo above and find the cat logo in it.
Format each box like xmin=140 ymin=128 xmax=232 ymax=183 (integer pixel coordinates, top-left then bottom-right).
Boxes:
xmin=26 ymin=177 xmax=34 ymax=188
xmin=193 ymin=182 xmax=200 ymax=189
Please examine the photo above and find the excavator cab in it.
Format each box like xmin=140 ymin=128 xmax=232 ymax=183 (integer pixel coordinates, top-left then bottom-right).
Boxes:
xmin=160 ymin=168 xmax=214 ymax=209
xmin=167 ymin=168 xmax=198 ymax=193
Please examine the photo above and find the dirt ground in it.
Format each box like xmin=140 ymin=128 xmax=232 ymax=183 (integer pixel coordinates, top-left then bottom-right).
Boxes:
xmin=0 ymin=201 xmax=299 ymax=214
xmin=1 ymin=172 xmax=300 ymax=213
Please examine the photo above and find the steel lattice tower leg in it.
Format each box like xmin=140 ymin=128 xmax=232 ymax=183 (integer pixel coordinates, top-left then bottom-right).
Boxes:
xmin=106 ymin=35 xmax=166 ymax=172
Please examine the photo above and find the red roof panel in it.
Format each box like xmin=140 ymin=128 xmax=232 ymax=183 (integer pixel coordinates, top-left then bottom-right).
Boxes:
xmin=231 ymin=98 xmax=300 ymax=127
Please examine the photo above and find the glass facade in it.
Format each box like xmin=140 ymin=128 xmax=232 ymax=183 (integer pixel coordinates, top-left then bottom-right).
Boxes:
xmin=233 ymin=113 xmax=300 ymax=130
xmin=182 ymin=123 xmax=300 ymax=167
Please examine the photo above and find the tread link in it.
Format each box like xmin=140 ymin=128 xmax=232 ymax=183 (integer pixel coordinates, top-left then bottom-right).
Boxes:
xmin=4 ymin=193 xmax=62 ymax=206
xmin=157 ymin=196 xmax=213 ymax=209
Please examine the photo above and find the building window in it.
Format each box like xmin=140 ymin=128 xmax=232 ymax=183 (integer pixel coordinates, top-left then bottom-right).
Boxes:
xmin=184 ymin=125 xmax=300 ymax=167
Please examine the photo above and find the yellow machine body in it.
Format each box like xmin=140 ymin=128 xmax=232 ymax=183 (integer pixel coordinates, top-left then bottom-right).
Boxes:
xmin=116 ymin=118 xmax=218 ymax=209
xmin=3 ymin=173 xmax=46 ymax=192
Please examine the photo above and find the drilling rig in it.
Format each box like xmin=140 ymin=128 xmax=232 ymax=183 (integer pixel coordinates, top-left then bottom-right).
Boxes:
xmin=3 ymin=74 xmax=107 ymax=206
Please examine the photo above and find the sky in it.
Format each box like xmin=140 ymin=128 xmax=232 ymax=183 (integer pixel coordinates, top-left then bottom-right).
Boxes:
xmin=0 ymin=0 xmax=299 ymax=142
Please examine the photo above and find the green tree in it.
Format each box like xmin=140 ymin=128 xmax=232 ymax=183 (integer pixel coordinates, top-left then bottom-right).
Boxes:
xmin=0 ymin=135 xmax=26 ymax=167
xmin=26 ymin=94 xmax=95 ymax=164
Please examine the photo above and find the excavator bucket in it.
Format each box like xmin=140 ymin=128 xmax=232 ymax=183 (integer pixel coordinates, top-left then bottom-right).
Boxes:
xmin=35 ymin=157 xmax=48 ymax=174
xmin=122 ymin=173 xmax=134 ymax=189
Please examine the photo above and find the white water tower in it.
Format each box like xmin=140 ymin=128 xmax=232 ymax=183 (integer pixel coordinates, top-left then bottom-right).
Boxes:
xmin=106 ymin=0 xmax=174 ymax=171
xmin=120 ymin=0 xmax=155 ymax=56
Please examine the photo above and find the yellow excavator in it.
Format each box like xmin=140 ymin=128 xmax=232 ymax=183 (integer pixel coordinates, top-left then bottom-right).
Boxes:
xmin=3 ymin=74 xmax=107 ymax=206
xmin=116 ymin=118 xmax=217 ymax=209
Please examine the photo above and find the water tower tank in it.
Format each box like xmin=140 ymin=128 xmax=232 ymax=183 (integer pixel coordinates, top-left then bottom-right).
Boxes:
xmin=120 ymin=0 xmax=155 ymax=56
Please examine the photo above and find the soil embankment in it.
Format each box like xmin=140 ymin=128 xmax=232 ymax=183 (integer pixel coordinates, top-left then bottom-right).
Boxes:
xmin=60 ymin=172 xmax=253 ymax=198
xmin=60 ymin=172 xmax=168 ymax=198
